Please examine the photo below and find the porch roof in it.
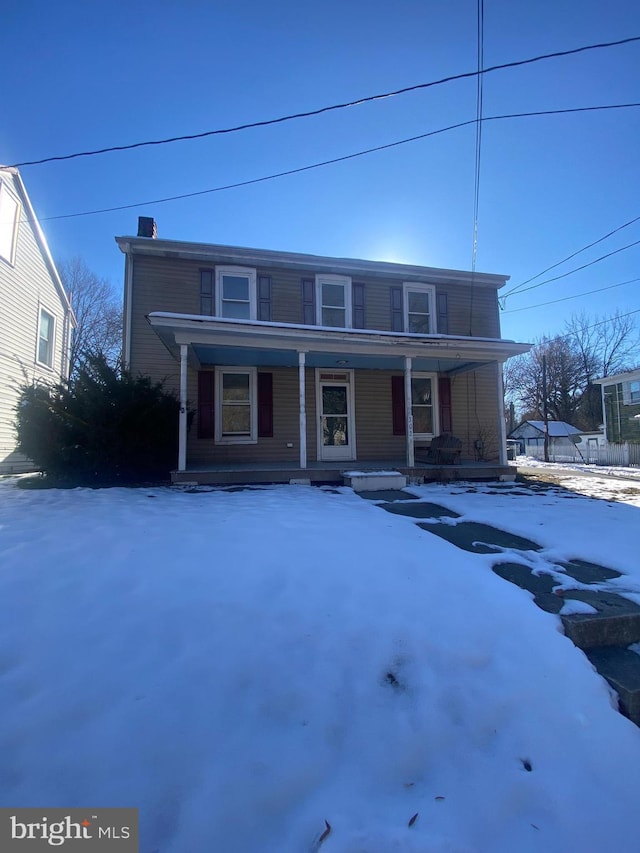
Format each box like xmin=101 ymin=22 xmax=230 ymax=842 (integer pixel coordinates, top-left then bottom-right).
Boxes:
xmin=148 ymin=312 xmax=531 ymax=375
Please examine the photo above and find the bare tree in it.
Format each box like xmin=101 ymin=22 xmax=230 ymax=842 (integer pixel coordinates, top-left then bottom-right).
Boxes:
xmin=59 ymin=257 xmax=122 ymax=376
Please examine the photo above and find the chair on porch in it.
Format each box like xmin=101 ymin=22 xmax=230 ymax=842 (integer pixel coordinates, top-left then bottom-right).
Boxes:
xmin=417 ymin=432 xmax=462 ymax=465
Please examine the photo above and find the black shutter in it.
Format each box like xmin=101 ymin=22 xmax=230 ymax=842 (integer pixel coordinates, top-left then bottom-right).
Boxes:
xmin=198 ymin=371 xmax=215 ymax=439
xmin=258 ymin=275 xmax=272 ymax=321
xmin=438 ymin=376 xmax=452 ymax=434
xmin=352 ymin=282 xmax=366 ymax=328
xmin=200 ymin=269 xmax=214 ymax=316
xmin=391 ymin=375 xmax=406 ymax=435
xmin=390 ymin=286 xmax=403 ymax=332
xmin=437 ymin=292 xmax=449 ymax=334
xmin=302 ymin=278 xmax=315 ymax=324
xmin=257 ymin=372 xmax=273 ymax=438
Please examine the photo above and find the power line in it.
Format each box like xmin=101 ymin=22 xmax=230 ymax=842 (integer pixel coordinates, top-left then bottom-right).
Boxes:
xmin=34 ymin=102 xmax=640 ymax=224
xmin=501 ymin=276 xmax=640 ymax=313
xmin=501 ymin=238 xmax=640 ymax=299
xmin=502 ymin=213 xmax=640 ymax=298
xmin=8 ymin=34 xmax=640 ymax=169
xmin=471 ymin=0 xmax=484 ymax=273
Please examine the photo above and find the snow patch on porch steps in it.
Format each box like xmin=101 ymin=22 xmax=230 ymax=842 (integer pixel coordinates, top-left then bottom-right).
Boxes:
xmin=343 ymin=470 xmax=407 ymax=492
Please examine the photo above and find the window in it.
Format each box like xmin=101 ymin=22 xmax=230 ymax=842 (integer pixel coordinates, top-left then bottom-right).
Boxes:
xmin=215 ymin=266 xmax=257 ymax=320
xmin=403 ymin=283 xmax=436 ymax=334
xmin=215 ymin=367 xmax=257 ymax=443
xmin=624 ymin=380 xmax=640 ymax=404
xmin=316 ymin=274 xmax=352 ymax=328
xmin=37 ymin=308 xmax=55 ymax=368
xmin=0 ymin=181 xmax=19 ymax=264
xmin=411 ymin=374 xmax=438 ymax=438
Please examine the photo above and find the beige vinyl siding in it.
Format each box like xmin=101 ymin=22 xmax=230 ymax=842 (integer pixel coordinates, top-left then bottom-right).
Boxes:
xmin=0 ymin=172 xmax=69 ymax=473
xmin=354 ymin=370 xmax=406 ymax=459
xmin=450 ymin=363 xmax=501 ymax=461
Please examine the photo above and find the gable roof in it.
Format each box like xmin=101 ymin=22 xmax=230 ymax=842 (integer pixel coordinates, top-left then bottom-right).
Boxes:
xmin=516 ymin=420 xmax=582 ymax=437
xmin=0 ymin=166 xmax=76 ymax=325
xmin=593 ymin=367 xmax=640 ymax=386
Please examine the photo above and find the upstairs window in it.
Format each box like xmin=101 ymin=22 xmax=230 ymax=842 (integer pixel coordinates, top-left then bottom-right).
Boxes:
xmin=316 ymin=274 xmax=352 ymax=328
xmin=37 ymin=308 xmax=55 ymax=368
xmin=403 ymin=283 xmax=436 ymax=334
xmin=623 ymin=379 xmax=640 ymax=404
xmin=215 ymin=266 xmax=257 ymax=320
xmin=0 ymin=181 xmax=19 ymax=264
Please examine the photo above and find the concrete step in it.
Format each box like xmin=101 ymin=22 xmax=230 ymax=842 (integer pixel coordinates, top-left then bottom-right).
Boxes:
xmin=560 ymin=592 xmax=640 ymax=649
xmin=344 ymin=471 xmax=407 ymax=492
xmin=585 ymin=646 xmax=640 ymax=726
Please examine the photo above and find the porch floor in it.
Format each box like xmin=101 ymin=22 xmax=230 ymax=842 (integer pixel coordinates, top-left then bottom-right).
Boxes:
xmin=171 ymin=459 xmax=515 ymax=486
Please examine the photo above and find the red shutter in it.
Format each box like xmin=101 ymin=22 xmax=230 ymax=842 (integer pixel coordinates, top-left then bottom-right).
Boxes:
xmin=198 ymin=371 xmax=215 ymax=439
xmin=390 ymin=287 xmax=403 ymax=332
xmin=352 ymin=282 xmax=365 ymax=328
xmin=391 ymin=375 xmax=406 ymax=435
xmin=258 ymin=372 xmax=273 ymax=438
xmin=437 ymin=292 xmax=449 ymax=334
xmin=302 ymin=278 xmax=315 ymax=324
xmin=438 ymin=376 xmax=452 ymax=434
xmin=258 ymin=275 xmax=271 ymax=321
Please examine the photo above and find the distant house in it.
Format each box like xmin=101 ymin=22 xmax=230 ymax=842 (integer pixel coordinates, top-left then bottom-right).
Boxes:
xmin=0 ymin=167 xmax=76 ymax=473
xmin=593 ymin=368 xmax=640 ymax=444
xmin=508 ymin=420 xmax=581 ymax=455
xmin=116 ymin=218 xmax=530 ymax=484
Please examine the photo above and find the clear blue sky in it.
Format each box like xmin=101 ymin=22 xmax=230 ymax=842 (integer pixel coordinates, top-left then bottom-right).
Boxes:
xmin=3 ymin=0 xmax=639 ymax=345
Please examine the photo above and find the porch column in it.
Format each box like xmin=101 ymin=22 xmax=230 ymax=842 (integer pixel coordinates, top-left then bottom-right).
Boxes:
xmin=496 ymin=362 xmax=507 ymax=466
xmin=404 ymin=356 xmax=414 ymax=467
xmin=178 ymin=344 xmax=188 ymax=472
xmin=298 ymin=351 xmax=307 ymax=469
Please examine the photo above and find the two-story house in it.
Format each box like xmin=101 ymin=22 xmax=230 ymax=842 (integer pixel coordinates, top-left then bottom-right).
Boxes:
xmin=594 ymin=368 xmax=640 ymax=444
xmin=117 ymin=217 xmax=529 ymax=484
xmin=0 ymin=167 xmax=76 ymax=474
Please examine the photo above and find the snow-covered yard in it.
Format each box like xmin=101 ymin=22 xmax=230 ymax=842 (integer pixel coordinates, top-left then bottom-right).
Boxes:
xmin=1 ymin=474 xmax=639 ymax=852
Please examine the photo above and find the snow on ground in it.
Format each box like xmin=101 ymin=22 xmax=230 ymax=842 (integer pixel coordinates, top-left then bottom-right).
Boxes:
xmin=0 ymin=475 xmax=640 ymax=852
xmin=513 ymin=455 xmax=640 ymax=481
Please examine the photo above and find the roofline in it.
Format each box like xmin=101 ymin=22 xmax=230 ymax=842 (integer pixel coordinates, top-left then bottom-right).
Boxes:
xmin=115 ymin=235 xmax=510 ymax=288
xmin=593 ymin=367 xmax=640 ymax=384
xmin=1 ymin=167 xmax=76 ymax=326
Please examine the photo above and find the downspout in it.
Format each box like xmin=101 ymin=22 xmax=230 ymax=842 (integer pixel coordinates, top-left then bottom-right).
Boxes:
xmin=123 ymin=245 xmax=133 ymax=369
xmin=496 ymin=362 xmax=507 ymax=465
xmin=404 ymin=356 xmax=414 ymax=467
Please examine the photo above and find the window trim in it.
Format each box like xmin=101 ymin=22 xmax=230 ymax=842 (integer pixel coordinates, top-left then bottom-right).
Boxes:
xmin=315 ymin=274 xmax=352 ymax=329
xmin=36 ymin=306 xmax=56 ymax=369
xmin=215 ymin=266 xmax=257 ymax=320
xmin=411 ymin=371 xmax=439 ymax=440
xmin=623 ymin=379 xmax=640 ymax=405
xmin=0 ymin=179 xmax=20 ymax=266
xmin=215 ymin=366 xmax=258 ymax=444
xmin=403 ymin=282 xmax=437 ymax=335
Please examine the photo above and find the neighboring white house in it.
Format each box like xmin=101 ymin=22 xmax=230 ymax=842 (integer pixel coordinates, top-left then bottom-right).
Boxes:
xmin=594 ymin=368 xmax=640 ymax=445
xmin=0 ymin=166 xmax=76 ymax=473
xmin=508 ymin=420 xmax=582 ymax=454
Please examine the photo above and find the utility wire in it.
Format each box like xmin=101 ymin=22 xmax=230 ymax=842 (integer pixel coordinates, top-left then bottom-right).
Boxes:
xmin=34 ymin=102 xmax=640 ymax=224
xmin=471 ymin=0 xmax=484 ymax=274
xmin=501 ymin=238 xmax=640 ymax=298
xmin=535 ymin=307 xmax=640 ymax=344
xmin=8 ymin=34 xmax=640 ymax=169
xmin=501 ymin=276 xmax=640 ymax=313
xmin=502 ymin=212 xmax=640 ymax=298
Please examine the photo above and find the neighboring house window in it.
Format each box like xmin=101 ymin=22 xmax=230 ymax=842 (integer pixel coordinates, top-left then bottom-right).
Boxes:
xmin=37 ymin=308 xmax=55 ymax=367
xmin=0 ymin=181 xmax=19 ymax=264
xmin=215 ymin=266 xmax=257 ymax=320
xmin=412 ymin=374 xmax=438 ymax=438
xmin=215 ymin=367 xmax=257 ymax=444
xmin=403 ymin=283 xmax=436 ymax=334
xmin=315 ymin=274 xmax=352 ymax=328
xmin=623 ymin=380 xmax=640 ymax=404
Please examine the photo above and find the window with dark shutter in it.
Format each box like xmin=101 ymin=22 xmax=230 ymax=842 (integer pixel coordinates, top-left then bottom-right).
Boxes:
xmin=258 ymin=275 xmax=272 ymax=321
xmin=390 ymin=287 xmax=403 ymax=332
xmin=198 ymin=371 xmax=215 ymax=438
xmin=302 ymin=278 xmax=315 ymax=324
xmin=352 ymin=282 xmax=366 ymax=328
xmin=257 ymin=372 xmax=273 ymax=437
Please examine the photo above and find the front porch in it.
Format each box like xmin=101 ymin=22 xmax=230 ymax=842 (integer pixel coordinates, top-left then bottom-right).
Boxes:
xmin=171 ymin=459 xmax=515 ymax=486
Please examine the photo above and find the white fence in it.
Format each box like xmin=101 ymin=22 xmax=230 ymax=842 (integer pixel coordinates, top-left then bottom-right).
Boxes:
xmin=523 ymin=442 xmax=640 ymax=468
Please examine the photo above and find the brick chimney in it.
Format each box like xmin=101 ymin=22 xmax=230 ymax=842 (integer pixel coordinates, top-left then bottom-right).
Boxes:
xmin=137 ymin=216 xmax=157 ymax=238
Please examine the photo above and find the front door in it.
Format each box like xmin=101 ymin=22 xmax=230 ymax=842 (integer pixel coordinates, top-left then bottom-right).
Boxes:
xmin=317 ymin=371 xmax=355 ymax=461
